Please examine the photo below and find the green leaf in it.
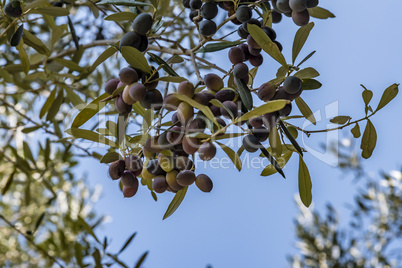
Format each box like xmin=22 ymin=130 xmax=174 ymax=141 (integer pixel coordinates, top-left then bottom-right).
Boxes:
xmin=1 ymin=170 xmax=15 ymax=195
xmin=118 ymin=232 xmax=137 ymax=254
xmin=33 ymin=213 xmax=45 ymax=233
xmin=308 ymin=7 xmax=335 ymax=19
xmin=173 ymin=94 xmax=219 ymax=127
xmin=10 ymin=24 xmax=23 ymax=47
xmin=121 ymin=46 xmax=151 ymax=74
xmin=301 ymin=78 xmax=322 ymax=90
xmin=260 ymin=147 xmax=285 ymax=178
xmin=100 ymin=152 xmax=121 ymax=163
xmin=16 ymin=40 xmax=30 ymax=74
xmin=261 ymin=151 xmax=292 ymax=176
xmin=216 ymin=142 xmax=242 ymax=171
xmin=22 ymin=126 xmax=41 ymax=133
xmin=69 ymin=128 xmax=119 ymax=147
xmin=23 ymin=142 xmax=35 ymax=163
xmin=295 ymin=97 xmax=316 ymax=125
xmin=235 ymin=77 xmax=253 ymax=111
xmin=298 ymin=156 xmax=312 ymax=207
xmin=375 ymin=83 xmax=399 ymax=112
xmin=351 ymin=123 xmax=361 ymax=138
xmin=269 ymin=126 xmax=282 ymax=157
xmin=52 ymin=58 xmax=84 ymax=72
xmin=294 ymin=67 xmax=319 ymax=79
xmin=40 ymin=88 xmax=57 ymax=118
xmin=46 ymin=89 xmax=64 ymax=121
xmin=330 ymin=116 xmax=351 ymax=125
xmin=91 ymin=45 xmax=118 ymax=72
xmin=148 ymin=52 xmax=179 ymax=76
xmin=154 ymin=76 xmax=187 ymax=83
xmin=248 ymin=24 xmax=287 ymax=67
xmin=360 ymin=119 xmax=377 ymax=159
xmin=77 ymin=216 xmax=100 ymax=243
xmin=210 ymin=99 xmax=234 ymax=119
xmin=0 ymin=69 xmax=13 ymax=83
xmin=134 ymin=251 xmax=149 ymax=268
xmin=64 ymin=86 xmax=84 ymax=106
xmin=292 ymin=22 xmax=314 ymax=64
xmin=297 ymin=50 xmax=316 ymax=67
xmin=196 ymin=40 xmax=244 ymax=53
xmin=97 ymin=0 xmax=152 ymax=6
xmin=278 ymin=119 xmax=303 ymax=156
xmin=104 ymin=11 xmax=137 ymax=21
xmin=72 ymin=92 xmax=110 ymax=128
xmin=92 ymin=249 xmax=102 ymax=268
xmin=35 ymin=7 xmax=70 ymax=16
xmin=51 ymin=25 xmax=67 ymax=49
xmin=361 ymin=84 xmax=373 ymax=106
xmin=235 ymin=100 xmax=288 ymax=123
xmin=163 ymin=186 xmax=188 ymax=220
xmin=22 ymin=29 xmax=50 ymax=56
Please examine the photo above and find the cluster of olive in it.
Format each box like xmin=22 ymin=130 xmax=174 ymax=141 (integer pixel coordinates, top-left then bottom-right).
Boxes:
xmin=119 ymin=13 xmax=154 ymax=52
xmin=182 ymin=0 xmax=220 ymax=37
xmin=272 ymin=0 xmax=319 ymax=26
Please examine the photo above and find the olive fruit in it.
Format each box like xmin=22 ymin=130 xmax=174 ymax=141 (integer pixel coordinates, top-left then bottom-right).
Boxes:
xmin=215 ymin=89 xmax=236 ymax=103
xmin=128 ymin=83 xmax=147 ymax=102
xmin=241 ymin=18 xmax=261 ymax=33
xmin=220 ymin=101 xmax=238 ymax=119
xmin=105 ymin=78 xmax=120 ymax=95
xmin=306 ymin=0 xmax=319 ymax=8
xmin=274 ymin=40 xmax=283 ymax=52
xmin=143 ymin=136 xmax=162 ymax=153
xmin=201 ymin=2 xmax=218 ymax=19
xmin=248 ymin=46 xmax=262 ymax=56
xmin=292 ymin=9 xmax=310 ymax=26
xmin=242 ymin=134 xmax=262 ymax=152
xmin=278 ymin=103 xmax=292 ymax=117
xmin=237 ymin=25 xmax=249 ymax=39
xmin=183 ymin=0 xmax=190 ymax=8
xmin=239 ymin=43 xmax=251 ymax=60
xmin=249 ymin=116 xmax=263 ymax=128
xmin=261 ymin=26 xmax=277 ymax=41
xmin=252 ymin=127 xmax=269 ymax=142
xmin=262 ymin=112 xmax=277 ymax=130
xmin=283 ymin=76 xmax=302 ymax=94
xmin=125 ymin=155 xmax=143 ymax=172
xmin=108 ymin=160 xmax=126 ymax=180
xmin=166 ymin=170 xmax=183 ymax=191
xmin=199 ymin=19 xmax=217 ymax=37
xmin=192 ymin=93 xmax=209 ymax=106
xmin=119 ymin=31 xmax=141 ymax=50
xmin=140 ymin=89 xmax=163 ymax=110
xmin=195 ymin=174 xmax=213 ymax=192
xmin=176 ymin=170 xmax=196 ymax=186
xmin=133 ymin=13 xmax=153 ymax=35
xmin=153 ymin=176 xmax=168 ymax=193
xmin=146 ymin=159 xmax=166 ymax=176
xmin=236 ymin=5 xmax=252 ymax=23
xmin=177 ymin=81 xmax=195 ymax=98
xmin=123 ymin=185 xmax=139 ymax=198
xmin=233 ymin=63 xmax=249 ymax=80
xmin=276 ymin=0 xmax=292 ymax=13
xmin=186 ymin=117 xmax=206 ymax=133
xmin=204 ymin=74 xmax=224 ymax=92
xmin=121 ymin=170 xmax=138 ymax=188
xmin=228 ymin=46 xmax=245 ymax=65
xmin=4 ymin=0 xmax=22 ymax=18
xmin=190 ymin=0 xmax=202 ymax=9
xmin=249 ymin=54 xmax=263 ymax=67
xmin=198 ymin=142 xmax=217 ymax=161
xmin=115 ymin=95 xmax=132 ymax=115
xmin=182 ymin=136 xmax=200 ymax=155
xmin=158 ymin=154 xmax=175 ymax=173
xmin=189 ymin=10 xmax=203 ymax=22
xmin=163 ymin=94 xmax=181 ymax=111
xmin=247 ymin=35 xmax=260 ymax=49
xmin=177 ymin=102 xmax=194 ymax=123
xmin=119 ymin=67 xmax=139 ymax=85
xmin=271 ymin=10 xmax=282 ymax=23
xmin=289 ymin=0 xmax=307 ymax=12
xmin=122 ymin=86 xmax=136 ymax=105
xmin=166 ymin=126 xmax=184 ymax=145
xmin=258 ymin=82 xmax=276 ymax=101
xmin=137 ymin=34 xmax=149 ymax=52
xmin=175 ymin=156 xmax=193 ymax=170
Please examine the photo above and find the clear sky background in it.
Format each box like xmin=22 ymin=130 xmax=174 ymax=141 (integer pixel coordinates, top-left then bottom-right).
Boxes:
xmin=78 ymin=1 xmax=402 ymax=267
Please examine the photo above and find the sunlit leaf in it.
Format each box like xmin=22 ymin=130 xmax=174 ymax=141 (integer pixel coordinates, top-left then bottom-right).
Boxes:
xmin=308 ymin=7 xmax=335 ymax=19
xmin=105 ymin=11 xmax=137 ymax=21
xmin=295 ymin=97 xmax=316 ymax=125
xmin=196 ymin=40 xmax=244 ymax=53
xmin=163 ymin=186 xmax=188 ymax=220
xmin=292 ymin=22 xmax=314 ymax=64
xmin=216 ymin=142 xmax=242 ymax=171
xmin=235 ymin=100 xmax=288 ymax=123
xmin=298 ymin=156 xmax=312 ymax=207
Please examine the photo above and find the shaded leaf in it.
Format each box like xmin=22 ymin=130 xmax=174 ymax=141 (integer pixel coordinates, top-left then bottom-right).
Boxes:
xmin=260 ymin=147 xmax=285 ymax=178
xmin=148 ymin=52 xmax=178 ymax=76
xmin=294 ymin=67 xmax=319 ymax=79
xmin=163 ymin=187 xmax=188 ymax=220
xmin=351 ymin=123 xmax=361 ymax=138
xmin=292 ymin=22 xmax=314 ymax=64
xmin=134 ymin=251 xmax=149 ymax=268
xmin=16 ymin=40 xmax=30 ymax=74
xmin=69 ymin=128 xmax=119 ymax=148
xmin=297 ymin=50 xmax=316 ymax=67
xmin=295 ymin=97 xmax=316 ymax=125
xmin=35 ymin=7 xmax=69 ymax=16
xmin=261 ymin=151 xmax=292 ymax=176
xmin=330 ymin=116 xmax=351 ymax=125
xmin=301 ymin=78 xmax=321 ymax=90
xmin=22 ymin=29 xmax=50 ymax=56
xmin=72 ymin=92 xmax=110 ymax=128
xmin=1 ymin=170 xmax=16 ymax=195
xmin=33 ymin=213 xmax=45 ymax=233
xmin=121 ymin=47 xmax=151 ymax=74
xmin=154 ymin=76 xmax=186 ymax=83
xmin=78 ymin=216 xmax=100 ymax=243
xmin=118 ymin=232 xmax=137 ymax=254
xmin=361 ymin=84 xmax=373 ymax=106
xmin=196 ymin=40 xmax=244 ymax=53
xmin=97 ymin=0 xmax=152 ymax=6
xmin=100 ymin=152 xmax=121 ymax=163
xmin=360 ymin=120 xmax=377 ymax=159
xmin=298 ymin=156 xmax=312 ymax=207
xmin=278 ymin=119 xmax=303 ymax=156
xmin=46 ymin=89 xmax=64 ymax=121
xmin=40 ymin=88 xmax=57 ymax=118
xmin=269 ymin=126 xmax=282 ymax=157
xmin=235 ymin=77 xmax=253 ymax=111
xmin=216 ymin=142 xmax=242 ymax=171
xmin=375 ymin=83 xmax=399 ymax=112
xmin=91 ymin=45 xmax=118 ymax=72
xmin=22 ymin=126 xmax=41 ymax=133
xmin=173 ymin=94 xmax=218 ymax=127
xmin=105 ymin=11 xmax=137 ymax=21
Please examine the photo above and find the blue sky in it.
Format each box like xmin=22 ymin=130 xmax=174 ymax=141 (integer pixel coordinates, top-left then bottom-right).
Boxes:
xmin=79 ymin=1 xmax=402 ymax=267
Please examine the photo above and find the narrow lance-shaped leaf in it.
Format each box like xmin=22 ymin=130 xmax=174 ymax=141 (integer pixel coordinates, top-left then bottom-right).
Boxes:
xmin=278 ymin=119 xmax=303 ymax=156
xmin=16 ymin=40 xmax=30 ymax=74
xmin=148 ymin=52 xmax=179 ymax=76
xmin=298 ymin=156 xmax=312 ymax=207
xmin=22 ymin=29 xmax=51 ymax=56
xmin=121 ymin=46 xmax=152 ymax=74
xmin=97 ymin=0 xmax=153 ymax=6
xmin=295 ymin=97 xmax=316 ymax=125
xmin=269 ymin=125 xmax=282 ymax=157
xmin=135 ymin=251 xmax=149 ymax=268
xmin=235 ymin=100 xmax=288 ymax=123
xmin=91 ymin=45 xmax=118 ymax=72
xmin=216 ymin=141 xmax=242 ymax=171
xmin=46 ymin=89 xmax=64 ymax=121
xmin=261 ymin=151 xmax=292 ymax=176
xmin=297 ymin=50 xmax=316 ymax=67
xmin=360 ymin=119 xmax=377 ymax=159
xmin=301 ymin=78 xmax=321 ymax=90
xmin=260 ymin=147 xmax=285 ymax=179
xmin=248 ymin=24 xmax=287 ymax=67
xmin=308 ymin=7 xmax=335 ymax=19
xmin=163 ymin=186 xmax=188 ymax=220
xmin=235 ymin=77 xmax=253 ymax=111
xmin=196 ymin=40 xmax=244 ymax=53
xmin=100 ymin=152 xmax=121 ymax=163
xmin=375 ymin=83 xmax=399 ymax=112
xmin=118 ymin=232 xmax=137 ymax=254
xmin=104 ymin=11 xmax=137 ymax=21
xmin=68 ymin=128 xmax=119 ymax=148
xmin=292 ymin=22 xmax=314 ymax=64
xmin=361 ymin=84 xmax=373 ymax=106
xmin=72 ymin=92 xmax=110 ymax=128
